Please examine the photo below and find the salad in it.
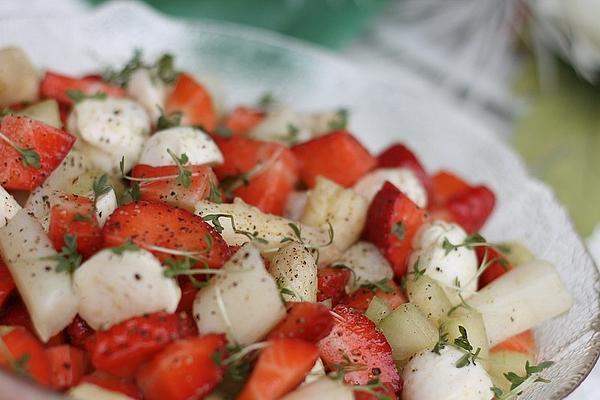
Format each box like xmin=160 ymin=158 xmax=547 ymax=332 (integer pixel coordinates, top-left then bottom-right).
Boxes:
xmin=0 ymin=47 xmax=574 ymax=400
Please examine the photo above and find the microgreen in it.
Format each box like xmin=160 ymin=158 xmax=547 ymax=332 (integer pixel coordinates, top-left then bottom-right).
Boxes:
xmin=111 ymin=241 xmax=140 ymax=255
xmin=166 ymin=149 xmax=192 ymax=188
xmin=491 ymin=361 xmax=554 ymax=400
xmin=92 ymin=174 xmax=112 ymax=205
xmin=43 ymin=234 xmax=82 ymax=274
xmin=257 ymin=92 xmax=275 ymax=109
xmin=66 ymin=89 xmax=107 ymax=103
xmin=156 ymin=108 xmax=182 ymax=130
xmin=328 ymin=108 xmax=349 ymax=131
xmin=202 ymin=214 xmax=269 ymax=244
xmin=0 ymin=131 xmax=41 ymax=169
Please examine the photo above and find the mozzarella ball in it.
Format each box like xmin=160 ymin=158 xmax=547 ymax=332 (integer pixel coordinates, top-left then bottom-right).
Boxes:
xmin=402 ymin=347 xmax=493 ymax=400
xmin=139 ymin=126 xmax=223 ymax=167
xmin=353 ymin=167 xmax=427 ymax=207
xmin=0 ymin=185 xmax=21 ymax=228
xmin=73 ymin=248 xmax=180 ymax=330
xmin=68 ymin=98 xmax=151 ymax=174
xmin=408 ymin=220 xmax=478 ymax=303
xmin=336 ymin=241 xmax=393 ymax=287
xmin=126 ymin=68 xmax=166 ymax=123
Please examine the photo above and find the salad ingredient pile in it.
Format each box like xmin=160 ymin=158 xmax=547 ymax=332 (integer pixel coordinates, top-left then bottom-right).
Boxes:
xmin=0 ymin=47 xmax=574 ymax=400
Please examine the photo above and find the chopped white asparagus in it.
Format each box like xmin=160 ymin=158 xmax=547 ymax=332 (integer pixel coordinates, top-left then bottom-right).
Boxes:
xmin=73 ymin=248 xmax=180 ymax=330
xmin=193 ymin=243 xmax=286 ymax=345
xmin=408 ymin=220 xmax=478 ymax=304
xmin=335 ymin=241 xmax=393 ymax=288
xmin=68 ymin=383 xmax=135 ymax=400
xmin=468 ymin=259 xmax=574 ymax=346
xmin=0 ymin=211 xmax=78 ymax=342
xmin=0 ymin=186 xmax=21 ymax=228
xmin=281 ymin=377 xmax=354 ymax=400
xmin=300 ymin=176 xmax=368 ymax=252
xmin=126 ymin=68 xmax=166 ymax=123
xmin=25 ymin=149 xmax=91 ymax=230
xmin=94 ymin=188 xmax=118 ymax=227
xmin=353 ymin=167 xmax=428 ymax=208
xmin=402 ymin=347 xmax=493 ymax=400
xmin=0 ymin=47 xmax=39 ymax=105
xmin=195 ymin=198 xmax=341 ymax=265
xmin=19 ymin=99 xmax=62 ymax=128
xmin=138 ymin=126 xmax=223 ymax=167
xmin=269 ymin=241 xmax=317 ymax=302
xmin=67 ymin=97 xmax=151 ymax=174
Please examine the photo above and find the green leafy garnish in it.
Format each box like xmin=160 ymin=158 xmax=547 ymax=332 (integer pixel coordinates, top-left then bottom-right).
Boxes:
xmin=0 ymin=131 xmax=41 ymax=169
xmin=155 ymin=53 xmax=179 ymax=84
xmin=111 ymin=241 xmax=140 ymax=255
xmin=491 ymin=360 xmax=554 ymax=399
xmin=156 ymin=108 xmax=182 ymax=130
xmin=276 ymin=123 xmax=300 ymax=145
xmin=391 ymin=222 xmax=405 ymax=240
xmin=360 ymin=278 xmax=394 ymax=294
xmin=208 ymin=180 xmax=222 ymax=203
xmin=73 ymin=213 xmax=93 ymax=222
xmin=44 ymin=234 xmax=82 ymax=274
xmin=103 ymin=49 xmax=144 ymax=87
xmin=202 ymin=214 xmax=268 ymax=244
xmin=167 ymin=149 xmax=192 ymax=188
xmin=328 ymin=108 xmax=349 ymax=131
xmin=92 ymin=174 xmax=112 ymax=205
xmin=442 ymin=233 xmax=487 ymax=255
xmin=66 ymin=89 xmax=107 ymax=103
xmin=431 ymin=325 xmax=481 ymax=368
xmin=257 ymin=92 xmax=275 ymax=109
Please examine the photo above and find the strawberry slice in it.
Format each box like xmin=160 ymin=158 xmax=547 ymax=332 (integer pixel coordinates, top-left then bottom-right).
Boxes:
xmin=0 ymin=259 xmax=15 ymax=309
xmin=131 ymin=164 xmax=218 ymax=212
xmin=477 ymin=246 xmax=513 ymax=288
xmin=40 ymin=71 xmax=125 ymax=106
xmin=363 ymin=182 xmax=426 ymax=277
xmin=238 ymin=338 xmax=319 ymax=400
xmin=354 ymin=384 xmax=399 ymax=400
xmin=214 ymin=136 xmax=298 ymax=215
xmin=341 ymin=281 xmax=407 ymax=312
xmin=0 ymin=300 xmax=65 ymax=347
xmin=136 ymin=334 xmax=227 ymax=400
xmin=86 ymin=312 xmax=196 ymax=378
xmin=444 ymin=185 xmax=495 ymax=234
xmin=46 ymin=344 xmax=88 ymax=390
xmin=267 ymin=302 xmax=334 ymax=343
xmin=319 ymin=304 xmax=400 ymax=393
xmin=176 ymin=278 xmax=199 ymax=314
xmin=0 ymin=326 xmax=51 ymax=386
xmin=102 ymin=201 xmax=230 ymax=268
xmin=165 ymin=73 xmax=217 ymax=132
xmin=0 ymin=115 xmax=76 ymax=191
xmin=317 ymin=267 xmax=352 ymax=305
xmin=80 ymin=370 xmax=143 ymax=399
xmin=377 ymin=143 xmax=431 ymax=197
xmin=221 ymin=106 xmax=265 ymax=136
xmin=66 ymin=315 xmax=95 ymax=350
xmin=430 ymin=170 xmax=469 ymax=207
xmin=491 ymin=330 xmax=536 ymax=356
xmin=291 ymin=131 xmax=376 ymax=188
xmin=48 ymin=193 xmax=103 ymax=260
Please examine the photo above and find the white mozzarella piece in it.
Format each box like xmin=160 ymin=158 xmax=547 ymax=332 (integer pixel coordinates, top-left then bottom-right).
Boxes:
xmin=335 ymin=241 xmax=393 ymax=287
xmin=68 ymin=98 xmax=150 ymax=174
xmin=126 ymin=68 xmax=166 ymax=123
xmin=269 ymin=242 xmax=317 ymax=302
xmin=402 ymin=347 xmax=493 ymax=400
xmin=95 ymin=188 xmax=118 ymax=227
xmin=0 ymin=211 xmax=78 ymax=342
xmin=73 ymin=248 xmax=180 ymax=330
xmin=408 ymin=220 xmax=478 ymax=304
xmin=0 ymin=186 xmax=21 ymax=228
xmin=138 ymin=126 xmax=223 ymax=167
xmin=353 ymin=167 xmax=427 ymax=208
xmin=193 ymin=243 xmax=286 ymax=345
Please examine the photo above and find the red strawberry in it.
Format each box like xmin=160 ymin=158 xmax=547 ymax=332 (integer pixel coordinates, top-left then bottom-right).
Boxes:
xmin=0 ymin=115 xmax=76 ymax=191
xmin=131 ymin=164 xmax=218 ymax=212
xmin=80 ymin=370 xmax=143 ymax=399
xmin=66 ymin=315 xmax=95 ymax=349
xmin=102 ymin=201 xmax=230 ymax=268
xmin=444 ymin=185 xmax=495 ymax=234
xmin=0 ymin=327 xmax=51 ymax=386
xmin=48 ymin=193 xmax=102 ymax=259
xmin=0 ymin=300 xmax=65 ymax=347
xmin=341 ymin=281 xmax=407 ymax=312
xmin=317 ymin=267 xmax=352 ymax=305
xmin=491 ymin=330 xmax=536 ymax=356
xmin=354 ymin=384 xmax=399 ymax=400
xmin=46 ymin=344 xmax=88 ymax=390
xmin=86 ymin=312 xmax=196 ymax=378
xmin=136 ymin=334 xmax=227 ymax=400
xmin=267 ymin=302 xmax=334 ymax=343
xmin=40 ymin=71 xmax=125 ymax=106
xmin=477 ymin=246 xmax=513 ymax=288
xmin=0 ymin=260 xmax=15 ymax=309
xmin=238 ymin=338 xmax=319 ymax=400
xmin=165 ymin=73 xmax=217 ymax=132
xmin=430 ymin=170 xmax=469 ymax=207
xmin=221 ymin=106 xmax=265 ymax=136
xmin=319 ymin=305 xmax=400 ymax=393
xmin=214 ymin=136 xmax=298 ymax=215
xmin=291 ymin=131 xmax=376 ymax=188
xmin=363 ymin=182 xmax=426 ymax=277
xmin=176 ymin=278 xmax=199 ymax=314
xmin=377 ymin=143 xmax=431 ymax=197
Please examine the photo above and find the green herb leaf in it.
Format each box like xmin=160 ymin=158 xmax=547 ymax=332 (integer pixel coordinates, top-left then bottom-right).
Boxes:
xmin=202 ymin=214 xmax=268 ymax=245
xmin=392 ymin=222 xmax=406 ymax=240
xmin=92 ymin=174 xmax=112 ymax=205
xmin=155 ymin=53 xmax=179 ymax=84
xmin=103 ymin=49 xmax=144 ymax=87
xmin=0 ymin=131 xmax=41 ymax=169
xmin=111 ymin=241 xmax=139 ymax=255
xmin=167 ymin=149 xmax=192 ymax=188
xmin=73 ymin=213 xmax=93 ymax=222
xmin=360 ymin=278 xmax=394 ymax=294
xmin=66 ymin=89 xmax=107 ymax=103
xmin=257 ymin=92 xmax=275 ymax=109
xmin=43 ymin=234 xmax=82 ymax=274
xmin=208 ymin=180 xmax=222 ymax=203
xmin=156 ymin=108 xmax=182 ymax=130
xmin=328 ymin=108 xmax=349 ymax=131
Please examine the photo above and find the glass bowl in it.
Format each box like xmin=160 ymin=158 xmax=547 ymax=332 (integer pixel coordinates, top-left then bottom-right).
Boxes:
xmin=0 ymin=2 xmax=598 ymax=399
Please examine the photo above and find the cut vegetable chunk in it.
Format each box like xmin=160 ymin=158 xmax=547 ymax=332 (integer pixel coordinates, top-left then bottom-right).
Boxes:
xmin=238 ymin=338 xmax=319 ymax=400
xmin=281 ymin=376 xmax=353 ymax=400
xmin=269 ymin=242 xmax=317 ymax=302
xmin=221 ymin=106 xmax=265 ymax=136
xmin=0 ymin=211 xmax=78 ymax=341
xmin=376 ymin=143 xmax=431 ymax=197
xmin=0 ymin=185 xmax=20 ymax=229
xmin=0 ymin=115 xmax=76 ymax=191
xmin=0 ymin=48 xmax=39 ymax=105
xmin=291 ymin=131 xmax=376 ymax=188
xmin=40 ymin=71 xmax=125 ymax=106
xmin=406 ymin=275 xmax=452 ymax=327
xmin=164 ymin=73 xmax=217 ymax=132
xmin=267 ymin=302 xmax=334 ymax=343
xmin=0 ymin=326 xmax=50 ymax=386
